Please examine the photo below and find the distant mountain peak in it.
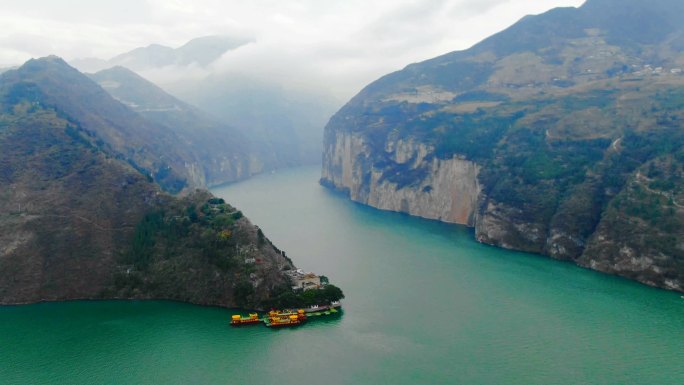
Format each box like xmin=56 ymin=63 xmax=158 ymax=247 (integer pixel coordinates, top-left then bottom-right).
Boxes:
xmin=97 ymin=65 xmax=143 ymax=78
xmin=175 ymin=35 xmax=253 ymax=66
xmin=25 ymin=55 xmax=70 ymax=68
xmin=16 ymin=55 xmax=98 ymax=84
xmin=71 ymin=35 xmax=252 ymax=73
xmin=145 ymin=43 xmax=172 ymax=49
xmin=179 ymin=35 xmax=253 ymax=49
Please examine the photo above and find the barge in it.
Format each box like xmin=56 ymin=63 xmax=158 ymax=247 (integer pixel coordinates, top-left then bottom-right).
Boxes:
xmin=264 ymin=309 xmax=307 ymax=328
xmin=230 ymin=313 xmax=261 ymax=326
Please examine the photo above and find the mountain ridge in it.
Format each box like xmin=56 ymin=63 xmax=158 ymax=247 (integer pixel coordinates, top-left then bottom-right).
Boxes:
xmin=3 ymin=56 xmax=271 ymax=193
xmin=2 ymin=56 xmax=193 ymax=192
xmin=0 ymin=57 xmax=303 ymax=307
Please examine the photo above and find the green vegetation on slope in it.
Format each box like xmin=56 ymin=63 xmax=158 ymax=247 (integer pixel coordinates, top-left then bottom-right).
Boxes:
xmin=0 ymin=67 xmax=319 ymax=308
xmin=264 ymin=284 xmax=345 ymax=309
xmin=322 ymin=0 xmax=684 ymax=291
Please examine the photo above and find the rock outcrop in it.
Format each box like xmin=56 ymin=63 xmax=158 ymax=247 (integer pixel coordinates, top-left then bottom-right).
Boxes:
xmin=322 ymin=131 xmax=480 ymax=225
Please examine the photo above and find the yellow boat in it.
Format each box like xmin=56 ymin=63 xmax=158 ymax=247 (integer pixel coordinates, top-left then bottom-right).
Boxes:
xmin=230 ymin=313 xmax=260 ymax=326
xmin=264 ymin=309 xmax=306 ymax=328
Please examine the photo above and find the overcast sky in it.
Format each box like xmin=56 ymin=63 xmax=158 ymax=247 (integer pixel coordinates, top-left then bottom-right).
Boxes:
xmin=0 ymin=0 xmax=585 ymax=98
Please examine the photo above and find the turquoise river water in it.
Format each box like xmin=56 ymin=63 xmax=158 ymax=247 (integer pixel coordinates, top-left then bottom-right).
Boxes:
xmin=1 ymin=166 xmax=683 ymax=384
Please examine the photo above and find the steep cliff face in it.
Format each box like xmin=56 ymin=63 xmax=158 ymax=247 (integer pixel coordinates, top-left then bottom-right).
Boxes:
xmin=323 ymin=127 xmax=684 ymax=294
xmin=577 ymin=159 xmax=684 ymax=292
xmin=321 ymin=0 xmax=684 ymax=292
xmin=322 ymin=131 xmax=480 ymax=225
xmin=474 ymin=201 xmax=548 ymax=253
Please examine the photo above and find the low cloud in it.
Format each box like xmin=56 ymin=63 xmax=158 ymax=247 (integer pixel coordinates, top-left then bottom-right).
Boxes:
xmin=0 ymin=0 xmax=585 ymax=99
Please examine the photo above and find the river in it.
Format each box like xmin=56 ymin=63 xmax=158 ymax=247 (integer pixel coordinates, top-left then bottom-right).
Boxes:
xmin=1 ymin=166 xmax=682 ymax=384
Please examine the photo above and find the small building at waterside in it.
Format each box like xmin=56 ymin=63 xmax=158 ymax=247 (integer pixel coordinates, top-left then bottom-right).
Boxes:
xmin=285 ymin=269 xmax=323 ymax=291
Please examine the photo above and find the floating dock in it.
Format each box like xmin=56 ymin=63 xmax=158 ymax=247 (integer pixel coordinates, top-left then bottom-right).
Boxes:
xmin=302 ymin=307 xmax=339 ymax=318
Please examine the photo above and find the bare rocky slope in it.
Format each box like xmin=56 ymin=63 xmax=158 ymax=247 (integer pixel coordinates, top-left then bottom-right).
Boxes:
xmin=322 ymin=0 xmax=684 ymax=292
xmin=0 ymin=57 xmax=298 ymax=307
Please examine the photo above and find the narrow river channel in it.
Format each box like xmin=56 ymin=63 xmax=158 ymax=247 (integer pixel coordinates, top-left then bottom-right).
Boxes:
xmin=1 ymin=166 xmax=682 ymax=385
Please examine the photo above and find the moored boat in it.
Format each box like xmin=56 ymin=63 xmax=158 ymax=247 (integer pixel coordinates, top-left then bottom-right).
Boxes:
xmin=230 ymin=313 xmax=261 ymax=326
xmin=264 ymin=309 xmax=306 ymax=328
xmin=230 ymin=303 xmax=342 ymax=329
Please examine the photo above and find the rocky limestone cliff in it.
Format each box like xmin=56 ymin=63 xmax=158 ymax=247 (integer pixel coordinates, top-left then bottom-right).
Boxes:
xmin=319 ymin=0 xmax=684 ymax=293
xmin=322 ymin=130 xmax=684 ymax=293
xmin=182 ymin=150 xmax=268 ymax=189
xmin=322 ymin=131 xmax=480 ymax=225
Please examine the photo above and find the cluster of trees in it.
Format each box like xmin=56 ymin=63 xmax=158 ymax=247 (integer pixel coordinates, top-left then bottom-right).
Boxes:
xmin=124 ymin=194 xmax=348 ymax=310
xmin=265 ymin=284 xmax=345 ymax=309
xmin=431 ymin=111 xmax=518 ymax=160
xmin=126 ymin=196 xmax=245 ymax=270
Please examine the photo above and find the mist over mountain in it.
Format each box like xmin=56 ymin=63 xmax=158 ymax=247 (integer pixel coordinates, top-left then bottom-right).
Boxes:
xmin=165 ymin=72 xmax=340 ymax=165
xmin=71 ymin=36 xmax=252 ymax=73
xmin=3 ymin=56 xmax=273 ymax=195
xmin=89 ymin=66 xmax=278 ymax=184
xmin=71 ymin=35 xmax=340 ymax=167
